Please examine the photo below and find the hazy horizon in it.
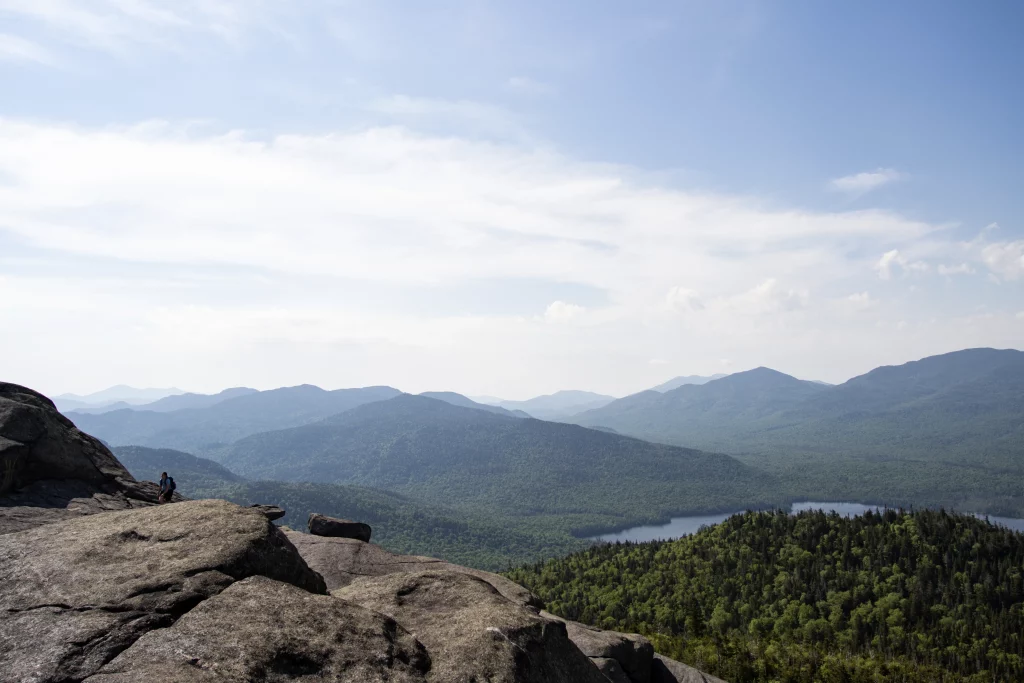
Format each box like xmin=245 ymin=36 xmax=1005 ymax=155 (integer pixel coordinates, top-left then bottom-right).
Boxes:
xmin=3 ymin=2 xmax=1022 ymax=399
xmin=42 ymin=346 xmax=1019 ymax=403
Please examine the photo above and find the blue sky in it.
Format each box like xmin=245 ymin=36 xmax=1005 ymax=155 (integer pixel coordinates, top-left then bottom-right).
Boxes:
xmin=1 ymin=0 xmax=1022 ymax=398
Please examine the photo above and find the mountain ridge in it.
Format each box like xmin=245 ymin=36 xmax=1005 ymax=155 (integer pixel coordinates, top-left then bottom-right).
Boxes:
xmin=217 ymin=393 xmax=780 ymax=536
xmin=68 ymin=384 xmax=402 ymax=454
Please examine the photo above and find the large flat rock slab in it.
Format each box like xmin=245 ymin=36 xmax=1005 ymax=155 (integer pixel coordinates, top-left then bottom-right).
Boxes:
xmin=285 ymin=530 xmax=542 ymax=608
xmin=333 ymin=569 xmax=608 ymax=683
xmin=85 ymin=576 xmax=430 ymax=683
xmin=0 ymin=499 xmax=326 ymax=683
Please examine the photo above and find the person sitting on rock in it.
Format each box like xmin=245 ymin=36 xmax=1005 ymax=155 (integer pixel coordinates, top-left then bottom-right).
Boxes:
xmin=158 ymin=472 xmax=176 ymax=503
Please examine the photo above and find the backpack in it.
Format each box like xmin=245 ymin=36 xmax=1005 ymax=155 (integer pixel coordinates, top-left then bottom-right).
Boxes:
xmin=167 ymin=477 xmax=176 ymax=493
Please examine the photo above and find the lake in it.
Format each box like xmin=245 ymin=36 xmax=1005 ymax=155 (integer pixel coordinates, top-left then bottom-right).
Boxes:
xmin=592 ymin=501 xmax=1024 ymax=543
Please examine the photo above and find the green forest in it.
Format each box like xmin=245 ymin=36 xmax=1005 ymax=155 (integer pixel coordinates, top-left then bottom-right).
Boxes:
xmin=507 ymin=509 xmax=1024 ymax=682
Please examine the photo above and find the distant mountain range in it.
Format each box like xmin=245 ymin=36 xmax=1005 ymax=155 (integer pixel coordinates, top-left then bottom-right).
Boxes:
xmin=135 ymin=387 xmax=259 ymax=412
xmin=574 ymin=367 xmax=828 ymax=446
xmin=574 ymin=348 xmax=1023 ymax=459
xmin=70 ymin=385 xmax=402 ymax=454
xmin=62 ymin=347 xmax=1024 ymax=520
xmin=572 ymin=348 xmax=1024 ymax=515
xmin=54 ymin=385 xmax=186 ymax=412
xmin=648 ymin=374 xmax=728 ymax=392
xmin=418 ymin=392 xmax=530 ymax=418
xmin=488 ymin=390 xmax=617 ymax=420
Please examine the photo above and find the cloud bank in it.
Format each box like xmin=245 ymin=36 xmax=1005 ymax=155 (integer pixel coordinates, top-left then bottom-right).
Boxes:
xmin=0 ymin=119 xmax=1019 ymax=396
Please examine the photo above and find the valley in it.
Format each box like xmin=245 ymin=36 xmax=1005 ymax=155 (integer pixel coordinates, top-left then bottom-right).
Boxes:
xmin=67 ymin=347 xmax=1024 ymax=573
xmin=12 ymin=346 xmax=1024 ymax=681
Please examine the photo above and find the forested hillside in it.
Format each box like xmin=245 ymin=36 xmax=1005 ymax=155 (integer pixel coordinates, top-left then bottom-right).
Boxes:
xmin=217 ymin=394 xmax=782 ymax=536
xmin=508 ymin=509 xmax=1024 ymax=682
xmin=113 ymin=445 xmax=244 ymax=490
xmin=113 ymin=445 xmax=588 ymax=569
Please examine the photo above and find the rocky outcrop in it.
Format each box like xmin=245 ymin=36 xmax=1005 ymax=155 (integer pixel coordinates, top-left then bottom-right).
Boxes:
xmin=284 ymin=529 xmax=542 ymax=608
xmin=0 ymin=383 xmax=178 ymax=535
xmin=308 ymin=512 xmax=372 ymax=541
xmin=542 ymin=611 xmax=654 ymax=683
xmin=652 ymin=654 xmax=729 ymax=683
xmin=334 ymin=570 xmax=609 ymax=683
xmin=0 ymin=382 xmax=728 ymax=683
xmin=0 ymin=499 xmax=325 ymax=682
xmin=594 ymin=657 xmax=633 ymax=683
xmin=283 ymin=530 xmax=726 ymax=682
xmin=84 ymin=576 xmax=431 ymax=682
xmin=250 ymin=503 xmax=286 ymax=521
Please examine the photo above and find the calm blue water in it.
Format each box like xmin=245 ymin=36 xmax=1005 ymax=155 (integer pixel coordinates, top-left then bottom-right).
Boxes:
xmin=592 ymin=501 xmax=1024 ymax=543
xmin=593 ymin=512 xmax=736 ymax=543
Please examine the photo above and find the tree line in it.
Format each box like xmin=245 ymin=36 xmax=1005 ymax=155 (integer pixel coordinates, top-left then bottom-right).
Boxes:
xmin=507 ymin=509 xmax=1024 ymax=682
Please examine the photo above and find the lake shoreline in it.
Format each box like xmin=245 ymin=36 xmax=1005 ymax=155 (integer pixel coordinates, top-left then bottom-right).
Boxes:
xmin=591 ymin=501 xmax=1024 ymax=543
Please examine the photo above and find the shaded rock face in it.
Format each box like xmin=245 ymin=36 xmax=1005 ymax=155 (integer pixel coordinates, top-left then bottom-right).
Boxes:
xmin=542 ymin=611 xmax=654 ymax=683
xmin=334 ymin=570 xmax=609 ymax=683
xmin=0 ymin=383 xmax=130 ymax=488
xmin=0 ymin=499 xmax=325 ymax=683
xmin=251 ymin=503 xmax=286 ymax=521
xmin=85 ymin=576 xmax=431 ymax=683
xmin=283 ymin=529 xmax=542 ymax=608
xmin=308 ymin=512 xmax=372 ymax=541
xmin=0 ymin=383 xmax=178 ymax=535
xmin=594 ymin=657 xmax=633 ymax=683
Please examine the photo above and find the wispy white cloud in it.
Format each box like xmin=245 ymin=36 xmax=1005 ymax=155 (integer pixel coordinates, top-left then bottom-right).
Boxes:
xmin=369 ymin=95 xmax=523 ymax=138
xmin=0 ymin=0 xmax=292 ymax=55
xmin=844 ymin=291 xmax=876 ymax=310
xmin=544 ymin=301 xmax=585 ymax=322
xmin=665 ymin=286 xmax=703 ymax=312
xmin=980 ymin=240 xmax=1024 ymax=281
xmin=829 ymin=168 xmax=907 ymax=196
xmin=875 ymin=249 xmax=929 ymax=280
xmin=0 ymin=118 xmax=1008 ymax=396
xmin=0 ymin=33 xmax=58 ymax=66
xmin=728 ymin=278 xmax=809 ymax=313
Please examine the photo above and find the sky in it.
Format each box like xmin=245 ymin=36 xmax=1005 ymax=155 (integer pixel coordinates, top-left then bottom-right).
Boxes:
xmin=1 ymin=0 xmax=1022 ymax=399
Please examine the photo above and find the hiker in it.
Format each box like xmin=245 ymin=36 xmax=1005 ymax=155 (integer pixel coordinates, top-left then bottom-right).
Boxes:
xmin=158 ymin=472 xmax=176 ymax=503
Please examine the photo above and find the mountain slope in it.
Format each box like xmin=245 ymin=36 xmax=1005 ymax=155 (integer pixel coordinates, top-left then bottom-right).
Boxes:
xmin=133 ymin=387 xmax=259 ymax=412
xmin=574 ymin=350 xmax=1024 ymax=461
xmin=109 ymin=445 xmax=584 ymax=570
xmin=57 ymin=385 xmax=185 ymax=405
xmin=68 ymin=384 xmax=401 ymax=454
xmin=113 ymin=445 xmax=244 ymax=490
xmin=219 ymin=394 xmax=780 ymax=535
xmin=572 ymin=349 xmax=1024 ymax=515
xmin=574 ymin=367 xmax=828 ymax=449
xmin=418 ymin=391 xmax=528 ymax=417
xmin=496 ymin=390 xmax=617 ymax=420
xmin=649 ymin=373 xmax=727 ymax=392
